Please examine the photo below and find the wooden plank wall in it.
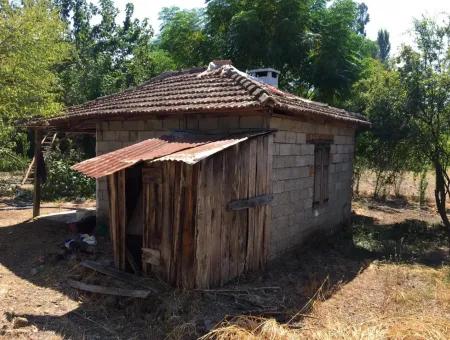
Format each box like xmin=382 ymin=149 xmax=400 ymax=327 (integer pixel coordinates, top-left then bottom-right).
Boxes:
xmin=195 ymin=134 xmax=272 ymax=288
xmin=142 ymin=162 xmax=198 ymax=288
xmin=106 ymin=171 xmax=127 ymax=270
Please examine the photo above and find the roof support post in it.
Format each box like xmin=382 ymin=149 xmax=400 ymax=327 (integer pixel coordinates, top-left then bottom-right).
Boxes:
xmin=33 ymin=129 xmax=42 ymax=218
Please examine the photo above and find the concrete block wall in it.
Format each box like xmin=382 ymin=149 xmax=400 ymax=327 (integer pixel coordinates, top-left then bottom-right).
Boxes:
xmin=95 ymin=114 xmax=269 ymax=223
xmin=269 ymin=116 xmax=355 ymax=258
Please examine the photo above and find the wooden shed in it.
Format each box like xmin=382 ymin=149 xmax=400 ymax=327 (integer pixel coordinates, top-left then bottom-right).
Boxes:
xmin=27 ymin=61 xmax=370 ymax=289
xmin=73 ymin=131 xmax=273 ymax=288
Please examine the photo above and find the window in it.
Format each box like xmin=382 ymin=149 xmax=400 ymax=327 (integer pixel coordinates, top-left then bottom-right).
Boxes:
xmin=313 ymin=144 xmax=330 ymax=206
xmin=256 ymin=71 xmax=268 ymax=77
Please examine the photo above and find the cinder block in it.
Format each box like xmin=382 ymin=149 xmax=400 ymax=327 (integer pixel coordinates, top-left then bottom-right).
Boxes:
xmin=102 ymin=131 xmax=117 ymax=141
xmin=285 ymin=131 xmax=297 ymax=143
xmin=138 ymin=131 xmax=155 ymax=140
xmin=273 ymin=131 xmax=286 ymax=143
xmin=117 ymin=131 xmax=130 ymax=142
xmin=296 ymin=133 xmax=306 ymax=144
xmin=199 ymin=117 xmax=219 ymax=130
xmin=301 ymin=144 xmax=314 ymax=155
xmin=218 ymin=116 xmax=240 ymax=129
xmin=145 ymin=119 xmax=163 ymax=130
xmin=239 ymin=115 xmax=266 ymax=128
xmin=109 ymin=121 xmax=123 ymax=130
xmin=123 ymin=120 xmax=146 ymax=131
xmin=163 ymin=118 xmax=180 ymax=129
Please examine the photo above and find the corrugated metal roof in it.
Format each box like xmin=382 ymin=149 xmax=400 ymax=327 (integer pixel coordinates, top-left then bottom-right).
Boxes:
xmin=72 ymin=131 xmax=270 ymax=178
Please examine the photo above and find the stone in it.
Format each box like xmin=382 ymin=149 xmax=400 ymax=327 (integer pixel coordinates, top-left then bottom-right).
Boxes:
xmin=13 ymin=317 xmax=29 ymax=329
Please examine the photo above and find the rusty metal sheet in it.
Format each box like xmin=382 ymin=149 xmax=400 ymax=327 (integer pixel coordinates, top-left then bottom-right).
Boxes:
xmin=71 ymin=131 xmax=270 ymax=178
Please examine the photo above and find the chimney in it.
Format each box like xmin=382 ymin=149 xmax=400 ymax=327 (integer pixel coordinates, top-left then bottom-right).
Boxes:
xmin=247 ymin=68 xmax=280 ymax=88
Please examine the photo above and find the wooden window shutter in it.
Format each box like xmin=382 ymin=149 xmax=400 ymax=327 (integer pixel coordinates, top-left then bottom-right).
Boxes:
xmin=313 ymin=145 xmax=330 ymax=205
xmin=313 ymin=146 xmax=322 ymax=204
xmin=322 ymin=146 xmax=330 ymax=202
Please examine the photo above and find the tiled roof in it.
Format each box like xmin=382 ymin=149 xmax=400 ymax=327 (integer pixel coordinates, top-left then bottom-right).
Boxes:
xmin=29 ymin=65 xmax=369 ymax=127
xmin=72 ymin=131 xmax=270 ymax=178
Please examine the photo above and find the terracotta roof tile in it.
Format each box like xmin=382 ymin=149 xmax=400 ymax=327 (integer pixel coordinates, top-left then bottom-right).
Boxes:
xmin=29 ymin=65 xmax=369 ymax=127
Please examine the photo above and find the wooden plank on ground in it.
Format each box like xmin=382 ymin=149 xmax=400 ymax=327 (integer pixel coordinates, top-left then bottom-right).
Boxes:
xmin=67 ymin=279 xmax=151 ymax=298
xmin=80 ymin=260 xmax=159 ymax=292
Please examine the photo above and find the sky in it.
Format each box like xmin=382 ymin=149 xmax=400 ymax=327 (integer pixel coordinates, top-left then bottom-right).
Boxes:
xmin=114 ymin=0 xmax=450 ymax=55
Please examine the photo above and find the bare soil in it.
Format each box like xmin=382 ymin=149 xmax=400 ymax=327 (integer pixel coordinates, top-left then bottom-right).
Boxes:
xmin=0 ymin=172 xmax=449 ymax=339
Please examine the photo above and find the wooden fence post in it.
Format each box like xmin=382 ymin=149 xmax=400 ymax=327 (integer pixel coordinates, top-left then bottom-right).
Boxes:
xmin=33 ymin=129 xmax=42 ymax=218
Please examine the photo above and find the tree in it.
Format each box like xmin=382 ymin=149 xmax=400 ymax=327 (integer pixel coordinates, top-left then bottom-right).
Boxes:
xmin=205 ymin=0 xmax=311 ymax=75
xmin=349 ymin=58 xmax=426 ymax=198
xmin=397 ymin=15 xmax=450 ymax=244
xmin=157 ymin=7 xmax=210 ymax=68
xmin=356 ymin=2 xmax=369 ymax=36
xmin=55 ymin=0 xmax=173 ymax=105
xmin=0 ymin=0 xmax=70 ymax=168
xmin=377 ymin=29 xmax=391 ymax=62
xmin=307 ymin=0 xmax=375 ymax=104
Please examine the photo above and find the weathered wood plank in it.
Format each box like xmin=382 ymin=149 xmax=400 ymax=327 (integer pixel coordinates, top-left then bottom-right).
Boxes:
xmin=181 ymin=164 xmax=196 ymax=289
xmin=171 ymin=162 xmax=183 ymax=287
xmin=211 ymin=152 xmax=223 ymax=287
xmin=107 ymin=174 xmax=118 ymax=268
xmin=246 ymin=138 xmax=257 ymax=271
xmin=67 ymin=279 xmax=151 ymax=298
xmin=32 ymin=129 xmax=42 ymax=218
xmin=142 ymin=247 xmax=161 ymax=266
xmin=263 ymin=135 xmax=273 ymax=264
xmin=237 ymin=141 xmax=249 ymax=276
xmin=228 ymin=144 xmax=241 ymax=281
xmin=117 ymin=170 xmax=126 ymax=270
xmin=80 ymin=260 xmax=159 ymax=292
xmin=195 ymin=161 xmax=209 ymax=288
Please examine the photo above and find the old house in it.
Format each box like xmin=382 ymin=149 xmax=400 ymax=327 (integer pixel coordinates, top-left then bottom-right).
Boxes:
xmin=28 ymin=62 xmax=369 ymax=288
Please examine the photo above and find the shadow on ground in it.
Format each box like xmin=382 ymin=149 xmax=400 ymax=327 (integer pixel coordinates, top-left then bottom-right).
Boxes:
xmin=0 ymin=199 xmax=448 ymax=339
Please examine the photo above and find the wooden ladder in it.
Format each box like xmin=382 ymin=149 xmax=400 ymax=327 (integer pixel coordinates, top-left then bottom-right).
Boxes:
xmin=21 ymin=130 xmax=58 ymax=185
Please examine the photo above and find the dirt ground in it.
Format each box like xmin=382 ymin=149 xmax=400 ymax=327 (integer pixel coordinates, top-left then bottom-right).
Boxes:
xmin=1 ymin=168 xmax=449 ymax=339
xmin=0 ymin=194 xmax=449 ymax=339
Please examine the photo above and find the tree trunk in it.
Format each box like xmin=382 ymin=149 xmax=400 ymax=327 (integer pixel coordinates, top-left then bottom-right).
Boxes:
xmin=434 ymin=162 xmax=450 ymax=251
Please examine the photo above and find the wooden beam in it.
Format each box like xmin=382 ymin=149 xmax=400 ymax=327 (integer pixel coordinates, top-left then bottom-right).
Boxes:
xmin=33 ymin=129 xmax=42 ymax=218
xmin=227 ymin=194 xmax=273 ymax=211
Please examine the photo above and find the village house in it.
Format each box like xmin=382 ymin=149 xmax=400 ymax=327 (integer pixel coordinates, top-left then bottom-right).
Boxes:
xmin=28 ymin=61 xmax=369 ymax=288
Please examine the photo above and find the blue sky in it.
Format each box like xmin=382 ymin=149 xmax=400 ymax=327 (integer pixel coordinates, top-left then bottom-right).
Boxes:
xmin=114 ymin=0 xmax=449 ymax=55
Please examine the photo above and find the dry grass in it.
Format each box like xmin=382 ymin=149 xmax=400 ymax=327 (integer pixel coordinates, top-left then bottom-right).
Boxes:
xmin=203 ymin=264 xmax=450 ymax=340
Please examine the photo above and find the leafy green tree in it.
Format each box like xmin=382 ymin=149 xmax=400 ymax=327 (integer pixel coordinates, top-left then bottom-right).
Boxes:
xmin=205 ymin=0 xmax=311 ymax=76
xmin=397 ymin=16 xmax=450 ymax=240
xmin=0 ymin=0 xmax=70 ymax=169
xmin=307 ymin=0 xmax=374 ymax=104
xmin=349 ymin=58 xmax=423 ymax=198
xmin=55 ymin=0 xmax=174 ymax=105
xmin=377 ymin=29 xmax=391 ymax=62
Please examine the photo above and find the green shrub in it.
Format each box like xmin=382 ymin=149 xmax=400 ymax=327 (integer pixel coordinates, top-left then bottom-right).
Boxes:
xmin=42 ymin=143 xmax=95 ymax=201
